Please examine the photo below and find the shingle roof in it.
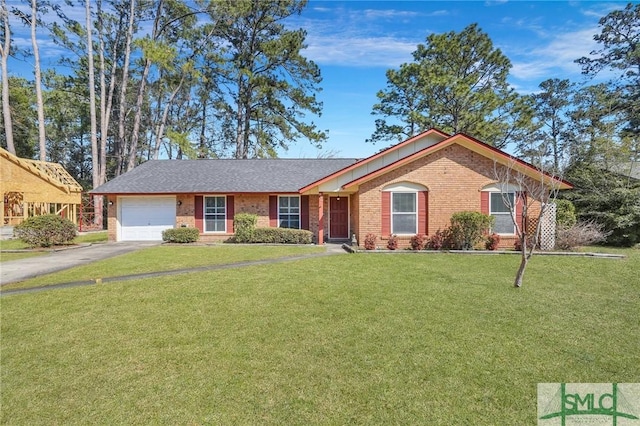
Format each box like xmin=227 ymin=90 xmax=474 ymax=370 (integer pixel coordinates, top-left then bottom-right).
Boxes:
xmin=91 ymin=158 xmax=359 ymax=194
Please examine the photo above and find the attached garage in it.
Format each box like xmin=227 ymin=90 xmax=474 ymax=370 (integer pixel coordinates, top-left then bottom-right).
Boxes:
xmin=118 ymin=196 xmax=176 ymax=241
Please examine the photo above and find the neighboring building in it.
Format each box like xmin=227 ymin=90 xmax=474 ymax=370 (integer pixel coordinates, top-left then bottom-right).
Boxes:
xmin=91 ymin=129 xmax=572 ymax=248
xmin=609 ymin=162 xmax=640 ymax=181
xmin=1 ymin=148 xmax=83 ymax=226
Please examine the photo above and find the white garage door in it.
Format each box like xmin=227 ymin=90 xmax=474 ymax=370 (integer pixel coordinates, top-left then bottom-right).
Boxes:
xmin=119 ymin=197 xmax=176 ymax=241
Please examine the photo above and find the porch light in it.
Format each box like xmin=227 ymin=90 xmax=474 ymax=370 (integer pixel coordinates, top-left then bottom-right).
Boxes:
xmin=177 ymin=200 xmax=182 ymax=206
xmin=108 ymin=201 xmax=113 ymax=206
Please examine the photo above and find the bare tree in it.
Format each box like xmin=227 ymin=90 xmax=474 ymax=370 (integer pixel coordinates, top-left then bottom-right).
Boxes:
xmin=30 ymin=0 xmax=45 ymax=160
xmin=0 ymin=0 xmax=15 ymax=155
xmin=11 ymin=0 xmax=49 ymax=160
xmin=92 ymin=0 xmax=120 ymax=227
xmin=85 ymin=0 xmax=102 ymax=228
xmin=493 ymin=159 xmax=570 ymax=287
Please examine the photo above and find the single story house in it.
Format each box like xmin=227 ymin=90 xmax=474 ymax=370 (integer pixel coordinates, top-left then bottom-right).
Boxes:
xmin=91 ymin=129 xmax=572 ymax=248
xmin=1 ymin=147 xmax=83 ymax=226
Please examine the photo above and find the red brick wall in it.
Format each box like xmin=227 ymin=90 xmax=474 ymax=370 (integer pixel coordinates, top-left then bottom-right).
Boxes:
xmin=106 ymin=144 xmax=549 ymax=248
xmin=354 ymin=143 xmax=535 ymax=249
xmin=106 ymin=196 xmax=117 ymax=242
xmin=234 ymin=194 xmax=271 ymax=228
xmin=181 ymin=194 xmax=320 ymax=244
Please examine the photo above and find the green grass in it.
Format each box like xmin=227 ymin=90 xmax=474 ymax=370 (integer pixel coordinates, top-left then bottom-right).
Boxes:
xmin=0 ymin=251 xmax=47 ymax=262
xmin=1 ymin=248 xmax=638 ymax=425
xmin=0 ymin=232 xmax=108 ymax=262
xmin=74 ymin=231 xmax=109 ymax=244
xmin=1 ymin=245 xmax=326 ymax=290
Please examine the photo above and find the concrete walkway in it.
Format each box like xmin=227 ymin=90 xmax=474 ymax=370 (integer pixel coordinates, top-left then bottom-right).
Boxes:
xmin=0 ymin=243 xmax=349 ymax=296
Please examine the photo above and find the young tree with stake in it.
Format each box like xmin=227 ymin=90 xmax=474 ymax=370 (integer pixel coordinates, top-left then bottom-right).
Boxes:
xmin=493 ymin=159 xmax=572 ymax=287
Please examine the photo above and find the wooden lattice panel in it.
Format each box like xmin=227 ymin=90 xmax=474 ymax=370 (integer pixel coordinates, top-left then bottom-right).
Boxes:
xmin=524 ymin=203 xmax=557 ymax=250
xmin=539 ymin=203 xmax=556 ymax=250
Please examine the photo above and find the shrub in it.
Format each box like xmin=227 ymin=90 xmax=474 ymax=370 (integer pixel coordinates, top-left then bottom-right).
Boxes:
xmin=364 ymin=233 xmax=377 ymax=250
xmin=425 ymin=229 xmax=449 ymax=250
xmin=485 ymin=233 xmax=501 ymax=250
xmin=250 ymin=228 xmax=313 ymax=244
xmin=564 ymin=162 xmax=640 ymax=247
xmin=555 ymin=199 xmax=577 ymax=228
xmin=233 ymin=213 xmax=257 ymax=243
xmin=555 ymin=220 xmax=611 ymax=251
xmin=386 ymin=234 xmax=398 ymax=250
xmin=410 ymin=234 xmax=425 ymax=251
xmin=162 ymin=227 xmax=199 ymax=243
xmin=514 ymin=236 xmax=536 ymax=252
xmin=14 ymin=214 xmax=77 ymax=247
xmin=449 ymin=211 xmax=494 ymax=250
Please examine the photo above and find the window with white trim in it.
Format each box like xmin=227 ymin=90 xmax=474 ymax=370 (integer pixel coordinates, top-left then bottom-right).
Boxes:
xmin=204 ymin=196 xmax=226 ymax=232
xmin=279 ymin=196 xmax=300 ymax=229
xmin=490 ymin=192 xmax=515 ymax=234
xmin=392 ymin=192 xmax=417 ymax=235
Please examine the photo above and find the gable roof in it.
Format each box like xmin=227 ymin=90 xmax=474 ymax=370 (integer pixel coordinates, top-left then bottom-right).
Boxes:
xmin=299 ymin=128 xmax=450 ymax=193
xmin=302 ymin=132 xmax=573 ymax=192
xmin=90 ymin=129 xmax=573 ymax=195
xmin=0 ymin=148 xmax=83 ymax=193
xmin=91 ymin=158 xmax=359 ymax=194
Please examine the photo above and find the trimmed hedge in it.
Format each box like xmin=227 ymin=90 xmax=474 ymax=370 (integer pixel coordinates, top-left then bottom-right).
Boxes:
xmin=449 ymin=211 xmax=494 ymax=250
xmin=162 ymin=227 xmax=200 ymax=243
xmin=14 ymin=214 xmax=77 ymax=247
xmin=234 ymin=213 xmax=258 ymax=243
xmin=249 ymin=228 xmax=314 ymax=244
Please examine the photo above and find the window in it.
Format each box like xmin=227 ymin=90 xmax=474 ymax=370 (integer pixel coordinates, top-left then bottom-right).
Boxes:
xmin=279 ymin=196 xmax=300 ymax=229
xmin=490 ymin=192 xmax=515 ymax=234
xmin=204 ymin=196 xmax=226 ymax=232
xmin=392 ymin=192 xmax=417 ymax=234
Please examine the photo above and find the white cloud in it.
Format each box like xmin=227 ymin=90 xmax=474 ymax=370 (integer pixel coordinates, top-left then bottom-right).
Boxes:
xmin=509 ymin=27 xmax=599 ymax=81
xmin=303 ymin=34 xmax=416 ymax=68
xmin=290 ymin=6 xmax=439 ymax=68
xmin=485 ymin=0 xmax=509 ymax=6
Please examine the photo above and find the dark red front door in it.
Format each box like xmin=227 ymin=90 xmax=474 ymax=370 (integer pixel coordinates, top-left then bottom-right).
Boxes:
xmin=329 ymin=197 xmax=349 ymax=239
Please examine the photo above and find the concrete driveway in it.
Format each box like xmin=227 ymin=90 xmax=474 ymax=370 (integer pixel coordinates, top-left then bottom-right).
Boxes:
xmin=0 ymin=242 xmax=159 ymax=285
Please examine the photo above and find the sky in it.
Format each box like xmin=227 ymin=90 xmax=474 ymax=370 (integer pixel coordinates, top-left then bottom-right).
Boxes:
xmin=276 ymin=0 xmax=634 ymax=159
xmin=5 ymin=0 xmax=637 ymax=160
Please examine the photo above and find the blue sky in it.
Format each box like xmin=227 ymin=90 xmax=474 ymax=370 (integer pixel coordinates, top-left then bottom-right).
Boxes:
xmin=278 ymin=0 xmax=634 ymax=159
xmin=6 ymin=0 xmax=635 ymax=160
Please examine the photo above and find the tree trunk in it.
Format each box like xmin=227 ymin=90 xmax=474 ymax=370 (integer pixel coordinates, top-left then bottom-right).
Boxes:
xmin=126 ymin=58 xmax=150 ymax=171
xmin=85 ymin=0 xmax=101 ymax=229
xmin=94 ymin=0 xmax=116 ymax=229
xmin=0 ymin=0 xmax=15 ymax=155
xmin=127 ymin=0 xmax=161 ymax=171
xmin=514 ymin=250 xmax=528 ymax=288
xmin=115 ymin=0 xmax=135 ymax=176
xmin=152 ymin=77 xmax=184 ymax=160
xmin=235 ymin=101 xmax=246 ymax=159
xmin=31 ymin=0 xmax=46 ymax=161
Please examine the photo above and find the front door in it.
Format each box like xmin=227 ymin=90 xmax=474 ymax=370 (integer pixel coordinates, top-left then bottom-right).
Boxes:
xmin=329 ymin=196 xmax=349 ymax=239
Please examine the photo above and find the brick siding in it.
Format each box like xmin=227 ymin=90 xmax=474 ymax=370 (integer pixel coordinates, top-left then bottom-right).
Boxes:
xmin=106 ymin=143 xmax=549 ymax=248
xmin=354 ymin=143 xmax=542 ymax=249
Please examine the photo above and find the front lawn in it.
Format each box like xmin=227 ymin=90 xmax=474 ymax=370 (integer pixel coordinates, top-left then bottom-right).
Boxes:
xmin=1 ymin=245 xmax=326 ymax=290
xmin=1 ymin=248 xmax=638 ymax=424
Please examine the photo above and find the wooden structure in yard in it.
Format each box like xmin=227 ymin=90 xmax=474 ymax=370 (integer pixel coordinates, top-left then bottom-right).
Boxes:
xmin=0 ymin=148 xmax=83 ymax=226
